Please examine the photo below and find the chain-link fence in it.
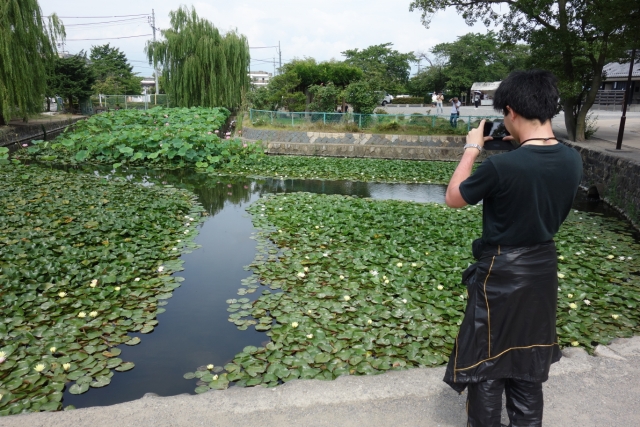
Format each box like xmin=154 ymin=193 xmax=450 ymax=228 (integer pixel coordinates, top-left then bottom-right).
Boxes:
xmin=90 ymin=94 xmax=172 ymax=112
xmin=249 ymin=109 xmax=502 ymax=133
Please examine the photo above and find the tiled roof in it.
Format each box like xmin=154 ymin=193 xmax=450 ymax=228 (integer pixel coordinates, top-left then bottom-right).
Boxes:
xmin=603 ymin=61 xmax=640 ymax=78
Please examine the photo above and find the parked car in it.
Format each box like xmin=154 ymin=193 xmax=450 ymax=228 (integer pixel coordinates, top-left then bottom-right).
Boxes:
xmin=376 ymin=92 xmax=394 ymax=106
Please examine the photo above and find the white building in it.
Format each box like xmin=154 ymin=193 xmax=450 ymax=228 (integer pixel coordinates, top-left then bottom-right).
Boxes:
xmin=249 ymin=70 xmax=272 ymax=87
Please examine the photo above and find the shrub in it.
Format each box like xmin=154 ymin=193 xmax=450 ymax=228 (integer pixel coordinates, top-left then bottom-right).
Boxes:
xmin=374 ymin=108 xmax=388 ymax=115
xmin=376 ymin=121 xmax=402 ymax=132
xmin=391 ymin=97 xmax=425 ymax=104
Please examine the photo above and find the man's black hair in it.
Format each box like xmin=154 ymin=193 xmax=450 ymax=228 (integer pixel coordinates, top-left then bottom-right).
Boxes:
xmin=493 ymin=70 xmax=559 ymax=123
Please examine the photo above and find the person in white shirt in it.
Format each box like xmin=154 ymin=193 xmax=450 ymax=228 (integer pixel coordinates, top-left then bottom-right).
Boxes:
xmin=450 ymin=97 xmax=461 ymax=127
xmin=437 ymin=93 xmax=444 ymax=114
xmin=432 ymin=92 xmax=438 ymax=107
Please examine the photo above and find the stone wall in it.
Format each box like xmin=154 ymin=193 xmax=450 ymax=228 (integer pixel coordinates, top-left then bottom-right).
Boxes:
xmin=241 ymin=127 xmax=484 ymax=161
xmin=565 ymin=141 xmax=640 ymax=227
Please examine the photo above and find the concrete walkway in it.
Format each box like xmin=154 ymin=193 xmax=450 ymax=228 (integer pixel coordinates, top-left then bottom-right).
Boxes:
xmin=3 ymin=337 xmax=639 ymax=427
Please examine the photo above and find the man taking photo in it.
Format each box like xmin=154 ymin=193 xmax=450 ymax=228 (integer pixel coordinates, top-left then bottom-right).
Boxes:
xmin=443 ymin=70 xmax=583 ymax=427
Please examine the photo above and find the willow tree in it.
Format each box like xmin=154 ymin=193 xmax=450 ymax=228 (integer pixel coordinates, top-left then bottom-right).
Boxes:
xmin=0 ymin=0 xmax=65 ymax=125
xmin=145 ymin=6 xmax=250 ymax=110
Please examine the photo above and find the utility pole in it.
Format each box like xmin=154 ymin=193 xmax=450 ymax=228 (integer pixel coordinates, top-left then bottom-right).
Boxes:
xmin=149 ymin=9 xmax=159 ymax=95
xmin=616 ymin=46 xmax=637 ymax=150
xmin=278 ymin=41 xmax=282 ymax=75
xmin=273 ymin=58 xmax=276 ymax=77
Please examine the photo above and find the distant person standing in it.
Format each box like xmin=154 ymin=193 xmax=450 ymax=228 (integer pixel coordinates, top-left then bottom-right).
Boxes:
xmin=437 ymin=93 xmax=444 ymax=114
xmin=432 ymin=92 xmax=438 ymax=108
xmin=473 ymin=92 xmax=481 ymax=109
xmin=450 ymin=97 xmax=461 ymax=127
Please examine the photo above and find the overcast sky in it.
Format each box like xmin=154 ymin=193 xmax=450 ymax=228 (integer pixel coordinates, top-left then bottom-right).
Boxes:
xmin=40 ymin=1 xmax=490 ymax=77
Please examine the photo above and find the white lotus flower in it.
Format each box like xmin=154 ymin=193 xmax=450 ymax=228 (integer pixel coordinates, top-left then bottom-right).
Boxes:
xmin=396 ymin=262 xmax=403 ymax=267
xmin=370 ymin=270 xmax=378 ymax=276
xmin=315 ymin=226 xmax=320 ymax=229
xmin=78 ymin=312 xmax=86 ymax=318
xmin=612 ymin=246 xmax=616 ymax=249
xmin=134 ymin=278 xmax=140 ymax=282
xmin=575 ymin=252 xmax=580 ymax=256
xmin=63 ymin=363 xmax=71 ymax=371
xmin=382 ymin=275 xmax=387 ymax=280
xmin=90 ymin=279 xmax=98 ymax=288
xmin=339 ymin=275 xmax=344 ymax=280
xmin=177 ymin=240 xmax=181 ymax=243
xmin=569 ymin=303 xmax=577 ymax=309
xmin=367 ymin=319 xmax=373 ymax=325
xmin=411 ymin=263 xmax=417 ymax=267
xmin=34 ymin=364 xmax=45 ymax=372
xmin=343 ymin=295 xmax=351 ymax=302
xmin=627 ymin=257 xmax=633 ymax=260
xmin=184 ymin=215 xmax=189 ymax=219
xmin=307 ymin=310 xmax=313 ymax=314
xmin=384 ymin=279 xmax=389 ymax=284
xmin=58 ymin=292 xmax=67 ymax=298
xmin=212 ymin=375 xmax=219 ymax=381
xmin=323 ymin=252 xmax=329 ymax=257
xmin=89 ymin=311 xmax=98 ymax=317
xmin=557 ymin=273 xmax=565 ymax=279
xmin=619 ymin=256 xmax=625 ymax=261
xmin=606 ymin=255 xmax=614 ymax=259
xmin=437 ymin=285 xmax=444 ymax=290
xmin=189 ymin=217 xmax=194 ymax=221
xmin=571 ymin=341 xmax=579 ymax=347
xmin=184 ymin=230 xmax=189 ymax=234
xmin=291 ymin=322 xmax=299 ymax=328
xmin=568 ymin=294 xmax=573 ymax=298
xmin=402 ymin=299 xmax=407 ymax=304
xmin=583 ymin=299 xmax=591 ymax=305
xmin=158 ymin=266 xmax=165 ymax=272
xmin=0 ymin=351 xmax=6 ymax=363
xmin=207 ymin=364 xmax=214 ymax=370
xmin=303 ymin=267 xmax=309 ymax=272
xmin=49 ymin=347 xmax=56 ymax=353
xmin=297 ymin=272 xmax=305 ymax=278
xmin=306 ymin=334 xmax=313 ymax=339
xmin=172 ymin=247 xmax=177 ymax=251
xmin=114 ymin=286 xmax=121 ymax=291
xmin=612 ymin=314 xmax=619 ymax=320
xmin=558 ymin=256 xmax=564 ymax=260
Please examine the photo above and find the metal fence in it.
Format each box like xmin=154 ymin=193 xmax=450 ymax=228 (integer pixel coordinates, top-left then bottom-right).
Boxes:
xmin=249 ymin=109 xmax=502 ymax=132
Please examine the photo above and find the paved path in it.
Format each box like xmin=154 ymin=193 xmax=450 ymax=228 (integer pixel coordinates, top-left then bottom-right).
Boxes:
xmin=3 ymin=337 xmax=639 ymax=427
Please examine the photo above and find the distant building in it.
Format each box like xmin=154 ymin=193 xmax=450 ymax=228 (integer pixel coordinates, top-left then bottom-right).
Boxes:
xmin=599 ymin=60 xmax=640 ymax=104
xmin=249 ymin=70 xmax=272 ymax=87
xmin=141 ymin=78 xmax=156 ymax=93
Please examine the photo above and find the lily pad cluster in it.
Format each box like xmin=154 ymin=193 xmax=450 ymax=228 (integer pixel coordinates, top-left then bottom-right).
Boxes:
xmin=16 ymin=107 xmax=262 ymax=170
xmin=219 ymin=156 xmax=459 ymax=184
xmin=185 ymin=193 xmax=640 ymax=392
xmin=0 ymin=163 xmax=203 ymax=414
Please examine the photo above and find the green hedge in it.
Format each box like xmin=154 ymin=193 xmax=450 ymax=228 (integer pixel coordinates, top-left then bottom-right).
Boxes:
xmin=390 ymin=97 xmax=426 ymax=104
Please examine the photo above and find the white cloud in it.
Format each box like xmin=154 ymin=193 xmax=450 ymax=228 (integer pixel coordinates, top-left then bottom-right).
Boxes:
xmin=40 ymin=0 xmax=490 ymax=77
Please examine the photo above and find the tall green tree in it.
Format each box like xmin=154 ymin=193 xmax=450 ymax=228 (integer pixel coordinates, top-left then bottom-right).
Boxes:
xmin=279 ymin=58 xmax=363 ymax=92
xmin=0 ymin=0 xmax=65 ymax=124
xmin=47 ymin=52 xmax=96 ymax=109
xmin=145 ymin=6 xmax=250 ymax=109
xmin=430 ymin=32 xmax=529 ymax=96
xmin=307 ymin=83 xmax=341 ymax=112
xmin=409 ymin=0 xmax=636 ymax=141
xmin=342 ymin=43 xmax=416 ymax=94
xmin=90 ymin=44 xmax=141 ymax=95
xmin=407 ymin=66 xmax=449 ymax=97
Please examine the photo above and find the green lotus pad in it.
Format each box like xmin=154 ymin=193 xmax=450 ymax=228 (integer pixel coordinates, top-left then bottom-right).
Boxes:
xmin=218 ymin=156 xmax=459 ymax=184
xmin=0 ymin=163 xmax=203 ymax=414
xmin=186 ymin=192 xmax=640 ymax=392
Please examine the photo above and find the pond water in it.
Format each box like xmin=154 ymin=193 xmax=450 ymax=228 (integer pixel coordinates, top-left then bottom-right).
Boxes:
xmin=24 ymin=164 xmax=632 ymax=409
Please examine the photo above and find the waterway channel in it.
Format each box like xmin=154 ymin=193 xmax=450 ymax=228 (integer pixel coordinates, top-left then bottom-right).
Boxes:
xmin=24 ymin=163 xmax=632 ymax=409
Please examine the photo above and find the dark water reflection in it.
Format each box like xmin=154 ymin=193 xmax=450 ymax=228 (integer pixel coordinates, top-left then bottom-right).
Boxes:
xmin=28 ymin=164 xmax=626 ymax=408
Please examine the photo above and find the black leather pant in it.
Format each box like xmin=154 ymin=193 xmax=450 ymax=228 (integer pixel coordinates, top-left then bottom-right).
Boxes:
xmin=466 ymin=379 xmax=543 ymax=427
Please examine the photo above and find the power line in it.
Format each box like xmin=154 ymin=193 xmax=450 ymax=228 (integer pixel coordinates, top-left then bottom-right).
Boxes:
xmin=250 ymin=46 xmax=279 ymax=49
xmin=65 ymin=34 xmax=152 ymax=41
xmin=50 ymin=14 xmax=149 ymax=19
xmin=63 ymin=17 xmax=147 ymax=26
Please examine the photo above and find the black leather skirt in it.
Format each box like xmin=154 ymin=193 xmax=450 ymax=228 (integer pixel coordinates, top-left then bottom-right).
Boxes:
xmin=443 ymin=241 xmax=562 ymax=393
